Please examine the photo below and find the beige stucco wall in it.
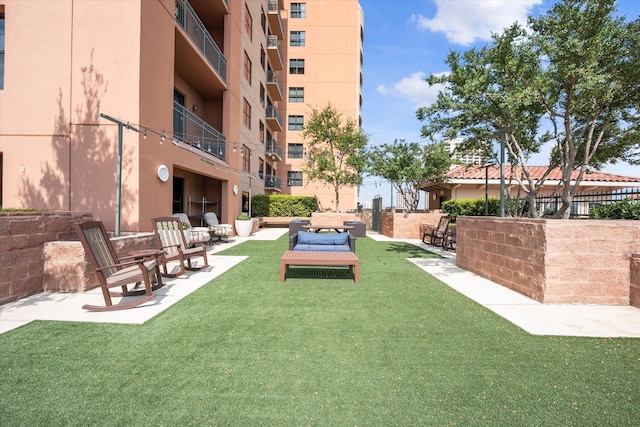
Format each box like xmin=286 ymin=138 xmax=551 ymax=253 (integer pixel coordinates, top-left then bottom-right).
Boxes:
xmin=0 ymin=0 xmax=241 ymax=232
xmin=281 ymin=0 xmax=363 ymax=212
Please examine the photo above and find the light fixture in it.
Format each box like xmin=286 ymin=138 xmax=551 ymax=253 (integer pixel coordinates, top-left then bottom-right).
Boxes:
xmin=157 ymin=165 xmax=170 ymax=182
xmin=143 ymin=129 xmax=147 ymax=139
xmin=192 ymin=104 xmax=198 ymax=112
xmin=160 ymin=131 xmax=166 ymax=144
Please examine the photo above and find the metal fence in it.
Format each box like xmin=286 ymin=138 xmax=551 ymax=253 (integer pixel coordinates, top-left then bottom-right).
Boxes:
xmin=536 ymin=187 xmax=640 ymax=218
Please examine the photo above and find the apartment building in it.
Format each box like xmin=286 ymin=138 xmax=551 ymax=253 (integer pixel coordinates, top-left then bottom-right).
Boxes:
xmin=280 ymin=0 xmax=364 ymax=212
xmin=0 ymin=0 xmax=363 ymax=233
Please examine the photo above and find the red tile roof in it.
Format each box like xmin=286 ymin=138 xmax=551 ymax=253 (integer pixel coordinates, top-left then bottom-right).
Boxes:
xmin=447 ymin=165 xmax=640 ymax=183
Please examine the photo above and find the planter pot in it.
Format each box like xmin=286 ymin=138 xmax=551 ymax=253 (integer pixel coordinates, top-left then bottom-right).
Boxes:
xmin=234 ymin=219 xmax=253 ymax=237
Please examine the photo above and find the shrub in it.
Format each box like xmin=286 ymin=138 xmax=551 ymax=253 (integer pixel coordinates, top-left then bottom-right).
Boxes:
xmin=589 ymin=198 xmax=640 ymax=219
xmin=251 ymin=194 xmax=317 ymax=217
xmin=442 ymin=197 xmax=500 ymax=223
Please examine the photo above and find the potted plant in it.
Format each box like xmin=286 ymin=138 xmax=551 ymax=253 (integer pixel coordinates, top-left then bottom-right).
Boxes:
xmin=180 ymin=221 xmax=191 ymax=244
xmin=234 ymin=213 xmax=253 ymax=237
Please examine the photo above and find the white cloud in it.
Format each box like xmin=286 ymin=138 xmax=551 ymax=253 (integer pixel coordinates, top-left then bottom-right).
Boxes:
xmin=376 ymin=71 xmax=446 ymax=107
xmin=410 ymin=0 xmax=542 ymax=45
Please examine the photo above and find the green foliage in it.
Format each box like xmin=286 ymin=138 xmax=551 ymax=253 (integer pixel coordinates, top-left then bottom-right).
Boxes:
xmin=442 ymin=197 xmax=531 ymax=222
xmin=236 ymin=213 xmax=251 ymax=221
xmin=417 ymin=0 xmax=640 ymax=219
xmin=367 ymin=139 xmax=453 ymax=212
xmin=251 ymin=194 xmax=317 ymax=217
xmin=589 ymin=198 xmax=640 ymax=219
xmin=303 ymin=103 xmax=369 ymax=211
xmin=0 ymin=208 xmax=43 ymax=212
xmin=441 ymin=197 xmax=501 ymax=222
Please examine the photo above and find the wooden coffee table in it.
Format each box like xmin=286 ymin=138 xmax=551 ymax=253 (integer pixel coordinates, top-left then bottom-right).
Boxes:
xmin=280 ymin=250 xmax=360 ymax=283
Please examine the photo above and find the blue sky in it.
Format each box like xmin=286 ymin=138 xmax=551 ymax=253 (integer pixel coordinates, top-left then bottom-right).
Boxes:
xmin=357 ymin=0 xmax=640 ymax=207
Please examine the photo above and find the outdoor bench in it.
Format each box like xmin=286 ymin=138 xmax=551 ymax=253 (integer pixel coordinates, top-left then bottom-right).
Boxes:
xmin=289 ymin=230 xmax=355 ymax=252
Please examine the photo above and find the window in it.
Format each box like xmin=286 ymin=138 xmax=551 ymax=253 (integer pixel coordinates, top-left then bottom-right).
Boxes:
xmin=288 ymin=87 xmax=304 ymax=103
xmin=260 ymin=7 xmax=266 ymax=34
xmin=288 ymin=171 xmax=303 ymax=187
xmin=288 ymin=115 xmax=304 ymax=131
xmin=259 ymin=83 xmax=265 ymax=106
xmin=243 ymin=51 xmax=252 ymax=84
xmin=242 ymin=145 xmax=250 ymax=172
xmin=243 ymin=98 xmax=252 ymax=129
xmin=289 ymin=59 xmax=305 ymax=75
xmin=259 ymin=120 xmax=265 ymax=144
xmin=260 ymin=45 xmax=266 ymax=70
xmin=258 ymin=158 xmax=265 ymax=179
xmin=244 ymin=4 xmax=253 ymax=40
xmin=291 ymin=3 xmax=306 ymax=19
xmin=0 ymin=12 xmax=4 ymax=90
xmin=288 ymin=143 xmax=304 ymax=159
xmin=290 ymin=31 xmax=305 ymax=47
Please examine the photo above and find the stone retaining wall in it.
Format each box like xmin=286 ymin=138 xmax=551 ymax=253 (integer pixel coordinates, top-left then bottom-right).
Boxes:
xmin=456 ymin=217 xmax=640 ymax=305
xmin=381 ymin=211 xmax=444 ymax=239
xmin=43 ymin=233 xmax=156 ymax=293
xmin=0 ymin=211 xmax=92 ymax=304
xmin=630 ymin=254 xmax=640 ymax=308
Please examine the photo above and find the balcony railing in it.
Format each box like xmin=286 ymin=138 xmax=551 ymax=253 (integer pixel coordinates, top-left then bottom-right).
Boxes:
xmin=173 ymin=101 xmax=226 ymax=161
xmin=265 ymin=105 xmax=283 ymax=131
xmin=266 ymin=70 xmax=283 ymax=101
xmin=267 ymin=0 xmax=284 ymax=39
xmin=266 ymin=139 xmax=283 ymax=162
xmin=266 ymin=35 xmax=283 ymax=70
xmin=264 ymin=174 xmax=282 ymax=191
xmin=175 ymin=0 xmax=227 ymax=82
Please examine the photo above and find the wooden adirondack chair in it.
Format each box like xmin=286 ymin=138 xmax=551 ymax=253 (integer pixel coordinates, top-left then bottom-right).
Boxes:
xmin=422 ymin=216 xmax=451 ymax=246
xmin=152 ymin=216 xmax=209 ymax=277
xmin=74 ymin=220 xmax=164 ymax=312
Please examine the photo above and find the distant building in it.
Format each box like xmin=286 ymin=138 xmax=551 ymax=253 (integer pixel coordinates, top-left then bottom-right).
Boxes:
xmin=445 ymin=138 xmax=486 ymax=165
xmin=420 ymin=164 xmax=640 ymax=212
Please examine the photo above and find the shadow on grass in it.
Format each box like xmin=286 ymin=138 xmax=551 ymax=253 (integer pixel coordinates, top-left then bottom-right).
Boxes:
xmin=384 ymin=242 xmax=442 ymax=258
xmin=284 ymin=267 xmax=355 ymax=281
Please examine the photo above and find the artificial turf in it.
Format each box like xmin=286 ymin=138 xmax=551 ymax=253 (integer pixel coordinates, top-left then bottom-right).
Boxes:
xmin=1 ymin=236 xmax=639 ymax=425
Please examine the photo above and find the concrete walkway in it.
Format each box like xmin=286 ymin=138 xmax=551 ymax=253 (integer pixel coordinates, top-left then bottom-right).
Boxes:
xmin=2 ymin=228 xmax=640 ymax=338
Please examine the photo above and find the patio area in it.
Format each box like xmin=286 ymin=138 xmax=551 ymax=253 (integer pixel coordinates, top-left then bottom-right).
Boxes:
xmin=2 ymin=228 xmax=640 ymax=337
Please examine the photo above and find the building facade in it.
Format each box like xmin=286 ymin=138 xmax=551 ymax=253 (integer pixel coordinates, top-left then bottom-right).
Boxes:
xmin=279 ymin=0 xmax=364 ymax=212
xmin=0 ymin=0 xmax=363 ymax=233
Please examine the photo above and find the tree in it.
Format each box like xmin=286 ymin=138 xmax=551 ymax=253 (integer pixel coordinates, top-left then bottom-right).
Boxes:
xmin=417 ymin=0 xmax=640 ymax=218
xmin=367 ymin=140 xmax=452 ymax=212
xmin=302 ymin=104 xmax=369 ymax=211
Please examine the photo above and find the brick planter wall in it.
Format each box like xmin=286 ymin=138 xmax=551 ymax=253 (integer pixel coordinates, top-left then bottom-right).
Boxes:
xmin=456 ymin=217 xmax=640 ymax=305
xmin=630 ymin=255 xmax=640 ymax=308
xmin=43 ymin=233 xmax=156 ymax=293
xmin=0 ymin=211 xmax=92 ymax=304
xmin=380 ymin=211 xmax=444 ymax=239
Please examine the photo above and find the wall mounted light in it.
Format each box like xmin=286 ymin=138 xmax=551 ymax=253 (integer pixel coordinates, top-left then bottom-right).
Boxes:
xmin=192 ymin=104 xmax=198 ymax=112
xmin=157 ymin=164 xmax=170 ymax=182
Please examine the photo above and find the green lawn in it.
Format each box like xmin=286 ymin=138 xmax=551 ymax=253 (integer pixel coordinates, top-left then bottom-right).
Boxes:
xmin=1 ymin=236 xmax=639 ymax=425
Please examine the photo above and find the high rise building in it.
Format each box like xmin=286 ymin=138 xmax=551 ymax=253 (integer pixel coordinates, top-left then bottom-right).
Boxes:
xmin=445 ymin=138 xmax=486 ymax=166
xmin=280 ymin=0 xmax=364 ymax=212
xmin=0 ymin=0 xmax=363 ymax=232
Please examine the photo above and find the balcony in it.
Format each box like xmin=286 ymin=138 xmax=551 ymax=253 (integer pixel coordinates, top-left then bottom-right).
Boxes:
xmin=267 ymin=35 xmax=283 ymax=71
xmin=265 ymin=139 xmax=283 ymax=162
xmin=265 ymin=105 xmax=283 ymax=132
xmin=173 ymin=101 xmax=226 ymax=161
xmin=175 ymin=0 xmax=227 ymax=95
xmin=266 ymin=70 xmax=283 ymax=102
xmin=264 ymin=174 xmax=282 ymax=191
xmin=267 ymin=0 xmax=284 ymax=39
